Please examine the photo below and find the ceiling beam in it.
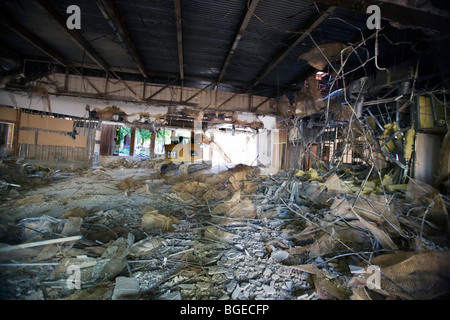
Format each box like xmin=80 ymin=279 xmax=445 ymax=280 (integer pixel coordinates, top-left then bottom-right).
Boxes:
xmin=217 ymin=0 xmax=260 ymax=84
xmin=36 ymin=0 xmax=143 ymax=100
xmin=250 ymin=96 xmax=273 ymax=112
xmin=21 ymin=57 xmax=270 ymax=93
xmin=174 ymin=0 xmax=184 ymax=81
xmin=184 ymin=82 xmax=215 ymax=103
xmin=36 ymin=0 xmax=109 ymax=71
xmin=96 ymin=0 xmax=147 ymax=78
xmin=251 ymin=6 xmax=336 ymax=88
xmin=0 ymin=12 xmax=107 ymax=95
xmin=145 ymin=82 xmax=175 ymax=101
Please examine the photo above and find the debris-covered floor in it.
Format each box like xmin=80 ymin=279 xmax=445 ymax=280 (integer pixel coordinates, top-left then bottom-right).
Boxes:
xmin=1 ymin=158 xmax=450 ymax=300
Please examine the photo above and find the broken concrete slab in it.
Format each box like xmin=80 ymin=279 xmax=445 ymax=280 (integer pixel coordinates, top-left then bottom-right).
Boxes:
xmin=112 ymin=277 xmax=140 ymax=300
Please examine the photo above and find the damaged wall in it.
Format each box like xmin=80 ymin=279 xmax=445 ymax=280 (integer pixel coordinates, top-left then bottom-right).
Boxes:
xmin=28 ymin=73 xmax=275 ymax=115
xmin=0 ymin=85 xmax=278 ymax=131
xmin=0 ymin=105 xmax=95 ymax=165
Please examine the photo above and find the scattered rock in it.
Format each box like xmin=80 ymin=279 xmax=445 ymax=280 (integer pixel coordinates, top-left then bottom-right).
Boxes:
xmin=271 ymin=250 xmax=289 ymax=261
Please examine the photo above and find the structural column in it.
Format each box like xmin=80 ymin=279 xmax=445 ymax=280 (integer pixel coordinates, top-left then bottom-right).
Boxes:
xmin=129 ymin=127 xmax=136 ymax=156
xmin=150 ymin=131 xmax=156 ymax=158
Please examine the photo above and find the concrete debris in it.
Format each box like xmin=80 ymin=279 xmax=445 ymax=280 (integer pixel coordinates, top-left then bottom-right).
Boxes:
xmin=112 ymin=277 xmax=140 ymax=300
xmin=0 ymin=162 xmax=449 ymax=300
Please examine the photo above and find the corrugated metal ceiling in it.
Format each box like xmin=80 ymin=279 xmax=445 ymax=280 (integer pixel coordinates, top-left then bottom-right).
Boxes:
xmin=0 ymin=0 xmax=448 ymax=100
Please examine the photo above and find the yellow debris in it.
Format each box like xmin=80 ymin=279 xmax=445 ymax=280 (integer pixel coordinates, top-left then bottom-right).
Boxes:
xmin=306 ymin=168 xmax=319 ymax=179
xmin=295 ymin=170 xmax=305 ymax=177
xmin=404 ymin=126 xmax=415 ymax=160
xmin=382 ymin=174 xmax=394 ymax=186
xmin=385 ymin=184 xmax=408 ymax=192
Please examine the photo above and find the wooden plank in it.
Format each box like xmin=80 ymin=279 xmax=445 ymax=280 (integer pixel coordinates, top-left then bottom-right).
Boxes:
xmin=0 ymin=106 xmax=17 ymax=122
xmin=0 ymin=236 xmax=82 ymax=253
xmin=20 ymin=113 xmax=74 ymax=132
xmin=38 ymin=131 xmax=87 ymax=148
xmin=18 ymin=130 xmax=36 ymax=144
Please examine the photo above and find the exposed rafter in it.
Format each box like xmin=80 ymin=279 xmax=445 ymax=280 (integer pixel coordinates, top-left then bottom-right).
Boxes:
xmin=0 ymin=12 xmax=67 ymax=68
xmin=0 ymin=13 xmax=104 ymax=95
xmin=36 ymin=0 xmax=109 ymax=71
xmin=174 ymin=0 xmax=184 ymax=81
xmin=217 ymin=0 xmax=259 ymax=84
xmin=5 ymin=14 xmax=109 ymax=97
xmin=96 ymin=0 xmax=147 ymax=78
xmin=145 ymin=81 xmax=176 ymax=101
xmin=184 ymin=82 xmax=215 ymax=103
xmin=251 ymin=6 xmax=336 ymax=88
xmin=34 ymin=0 xmax=143 ymax=100
xmin=216 ymin=91 xmax=240 ymax=109
xmin=250 ymin=96 xmax=273 ymax=112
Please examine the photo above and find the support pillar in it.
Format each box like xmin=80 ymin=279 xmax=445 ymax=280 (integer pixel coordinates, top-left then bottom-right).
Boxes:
xmin=129 ymin=127 xmax=136 ymax=156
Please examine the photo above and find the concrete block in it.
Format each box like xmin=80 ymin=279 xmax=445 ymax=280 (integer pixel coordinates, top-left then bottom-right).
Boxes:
xmin=112 ymin=277 xmax=140 ymax=300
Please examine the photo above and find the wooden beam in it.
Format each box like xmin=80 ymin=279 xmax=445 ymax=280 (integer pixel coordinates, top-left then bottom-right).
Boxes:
xmin=97 ymin=0 xmax=147 ymax=78
xmin=145 ymin=83 xmax=171 ymax=101
xmin=0 ymin=236 xmax=82 ymax=253
xmin=251 ymin=96 xmax=272 ymax=112
xmin=150 ymin=131 xmax=156 ymax=158
xmin=110 ymin=70 xmax=141 ymax=100
xmin=251 ymin=6 xmax=336 ymax=88
xmin=216 ymin=92 xmax=240 ymax=109
xmin=184 ymin=82 xmax=215 ymax=103
xmin=174 ymin=0 xmax=184 ymax=81
xmin=129 ymin=127 xmax=136 ymax=156
xmin=217 ymin=0 xmax=259 ymax=83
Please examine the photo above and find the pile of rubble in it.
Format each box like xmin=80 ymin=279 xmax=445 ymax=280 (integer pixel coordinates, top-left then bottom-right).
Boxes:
xmin=0 ymin=161 xmax=449 ymax=300
xmin=101 ymin=157 xmax=156 ymax=170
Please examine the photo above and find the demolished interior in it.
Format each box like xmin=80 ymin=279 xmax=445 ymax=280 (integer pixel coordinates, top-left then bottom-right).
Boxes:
xmin=0 ymin=0 xmax=449 ymax=301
